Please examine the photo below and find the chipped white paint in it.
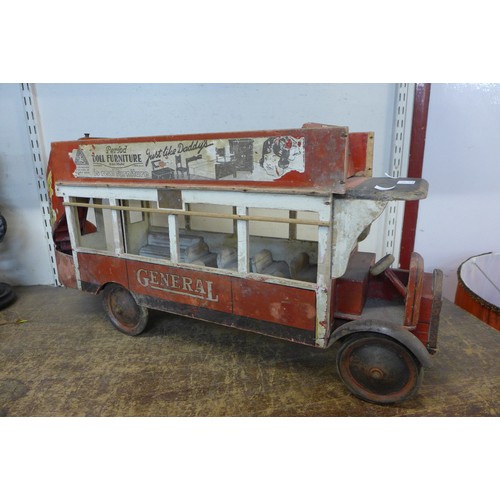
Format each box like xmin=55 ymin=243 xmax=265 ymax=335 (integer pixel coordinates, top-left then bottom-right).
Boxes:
xmin=236 ymin=206 xmax=249 ymax=273
xmin=168 ymin=214 xmax=180 ymax=263
xmin=314 ymin=202 xmax=334 ymax=346
xmin=331 ymin=198 xmax=387 ymax=278
xmin=182 ymin=189 xmax=329 ymax=215
xmin=57 ymin=186 xmax=330 ymax=220
xmin=56 ymin=184 xmax=158 ymax=202
xmin=108 ymin=198 xmax=124 ymax=254
xmin=63 ymin=196 xmax=82 ymax=289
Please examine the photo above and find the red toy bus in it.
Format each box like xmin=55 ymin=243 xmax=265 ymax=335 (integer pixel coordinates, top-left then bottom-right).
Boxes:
xmin=47 ymin=123 xmax=442 ymax=404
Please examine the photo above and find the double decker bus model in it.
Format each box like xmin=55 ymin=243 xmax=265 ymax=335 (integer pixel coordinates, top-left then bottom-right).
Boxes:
xmin=47 ymin=123 xmax=443 ymax=404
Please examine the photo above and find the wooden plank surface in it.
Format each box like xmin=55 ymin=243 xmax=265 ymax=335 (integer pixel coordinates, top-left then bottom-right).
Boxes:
xmin=0 ymin=286 xmax=499 ymax=416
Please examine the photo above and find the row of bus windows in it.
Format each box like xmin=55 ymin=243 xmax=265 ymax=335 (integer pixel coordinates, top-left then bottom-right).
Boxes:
xmin=76 ymin=198 xmax=319 ymax=283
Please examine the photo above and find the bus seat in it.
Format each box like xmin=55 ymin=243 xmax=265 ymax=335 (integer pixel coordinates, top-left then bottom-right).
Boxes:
xmin=217 ymin=247 xmax=238 ymax=270
xmin=250 ymin=249 xmax=290 ymax=278
xmin=191 ymin=252 xmax=218 ymax=267
xmin=139 ymin=227 xmax=216 ymax=266
xmin=290 ymin=252 xmax=317 ymax=283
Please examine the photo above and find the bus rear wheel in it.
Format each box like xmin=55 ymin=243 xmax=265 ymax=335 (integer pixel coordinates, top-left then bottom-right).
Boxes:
xmin=336 ymin=333 xmax=423 ymax=404
xmin=102 ymin=284 xmax=149 ymax=336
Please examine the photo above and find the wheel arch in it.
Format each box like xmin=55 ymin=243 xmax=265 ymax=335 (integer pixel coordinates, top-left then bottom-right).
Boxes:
xmin=97 ymin=281 xmax=144 ymax=310
xmin=329 ymin=319 xmax=432 ymax=368
xmin=96 ymin=280 xmax=128 ymax=295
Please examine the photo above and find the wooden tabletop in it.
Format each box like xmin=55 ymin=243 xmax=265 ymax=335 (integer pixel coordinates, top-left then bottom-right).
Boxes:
xmin=0 ymin=285 xmax=499 ymax=416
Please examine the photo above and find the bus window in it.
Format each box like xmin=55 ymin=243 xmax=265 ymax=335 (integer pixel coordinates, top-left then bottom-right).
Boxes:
xmin=122 ymin=200 xmax=231 ymax=269
xmin=188 ymin=203 xmax=234 ymax=234
xmin=295 ymin=211 xmax=319 ymax=242
xmin=127 ymin=200 xmax=145 ymax=224
xmin=178 ymin=203 xmax=235 ymax=269
xmin=76 ymin=197 xmax=114 ymax=252
xmin=249 ymin=208 xmax=289 ymax=238
xmin=122 ymin=199 xmax=151 ymax=255
xmin=248 ymin=208 xmax=319 ymax=283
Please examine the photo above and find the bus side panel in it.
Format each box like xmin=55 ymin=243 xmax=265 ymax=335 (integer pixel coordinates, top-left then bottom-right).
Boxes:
xmin=78 ymin=253 xmax=129 ymax=292
xmin=56 ymin=250 xmax=77 ymax=288
xmin=126 ymin=260 xmax=233 ymax=314
xmin=232 ymin=278 xmax=316 ymax=333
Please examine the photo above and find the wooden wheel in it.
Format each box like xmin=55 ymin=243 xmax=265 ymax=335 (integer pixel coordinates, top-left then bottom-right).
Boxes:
xmin=102 ymin=284 xmax=148 ymax=336
xmin=336 ymin=332 xmax=423 ymax=404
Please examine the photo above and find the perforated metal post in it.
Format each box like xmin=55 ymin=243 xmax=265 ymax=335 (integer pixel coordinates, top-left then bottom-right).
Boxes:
xmin=20 ymin=83 xmax=59 ymax=285
xmin=382 ymin=83 xmax=415 ymax=267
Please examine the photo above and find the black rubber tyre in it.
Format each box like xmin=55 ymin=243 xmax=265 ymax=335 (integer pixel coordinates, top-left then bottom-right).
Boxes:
xmin=102 ymin=284 xmax=148 ymax=336
xmin=0 ymin=282 xmax=16 ymax=310
xmin=336 ymin=332 xmax=423 ymax=404
xmin=0 ymin=214 xmax=7 ymax=242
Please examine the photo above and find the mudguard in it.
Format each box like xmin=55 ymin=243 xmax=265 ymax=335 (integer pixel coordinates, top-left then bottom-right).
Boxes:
xmin=328 ymin=318 xmax=433 ymax=368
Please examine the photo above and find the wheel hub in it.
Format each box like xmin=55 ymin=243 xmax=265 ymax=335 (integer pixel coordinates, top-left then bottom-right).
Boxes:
xmin=369 ymin=367 xmax=384 ymax=380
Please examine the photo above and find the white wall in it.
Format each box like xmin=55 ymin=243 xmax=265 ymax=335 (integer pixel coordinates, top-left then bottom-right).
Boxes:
xmin=35 ymin=83 xmax=396 ymax=168
xmin=0 ymin=83 xmax=399 ymax=285
xmin=415 ymin=84 xmax=500 ymax=300
xmin=0 ymin=84 xmax=54 ymax=286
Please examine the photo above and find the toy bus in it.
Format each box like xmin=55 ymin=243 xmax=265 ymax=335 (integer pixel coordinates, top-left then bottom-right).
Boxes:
xmin=46 ymin=123 xmax=443 ymax=404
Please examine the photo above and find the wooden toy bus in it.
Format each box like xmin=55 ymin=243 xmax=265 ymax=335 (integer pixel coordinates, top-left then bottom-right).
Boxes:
xmin=47 ymin=123 xmax=443 ymax=404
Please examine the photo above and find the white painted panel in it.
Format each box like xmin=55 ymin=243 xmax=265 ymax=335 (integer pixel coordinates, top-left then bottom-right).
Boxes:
xmin=415 ymin=84 xmax=500 ymax=300
xmin=168 ymin=214 xmax=179 ymax=263
xmin=236 ymin=206 xmax=249 ymax=273
xmin=182 ymin=189 xmax=330 ymax=215
xmin=56 ymin=184 xmax=158 ymax=201
xmin=332 ymin=199 xmax=387 ymax=278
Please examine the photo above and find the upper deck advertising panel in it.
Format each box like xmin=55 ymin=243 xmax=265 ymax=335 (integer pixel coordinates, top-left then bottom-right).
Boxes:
xmin=48 ymin=125 xmax=350 ymax=193
xmin=71 ymin=135 xmax=306 ymax=182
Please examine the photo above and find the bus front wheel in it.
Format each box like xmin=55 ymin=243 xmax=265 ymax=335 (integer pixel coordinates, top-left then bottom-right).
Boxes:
xmin=102 ymin=284 xmax=149 ymax=336
xmin=336 ymin=332 xmax=423 ymax=404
